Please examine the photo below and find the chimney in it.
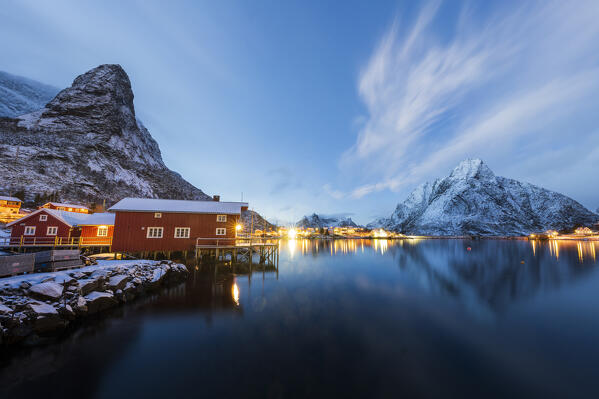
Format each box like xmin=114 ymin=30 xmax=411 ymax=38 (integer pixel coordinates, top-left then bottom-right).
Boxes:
xmin=213 ymin=195 xmax=220 ymax=202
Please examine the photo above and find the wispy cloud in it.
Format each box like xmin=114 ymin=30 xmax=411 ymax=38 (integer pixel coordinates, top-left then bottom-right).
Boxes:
xmin=341 ymin=1 xmax=599 ymax=199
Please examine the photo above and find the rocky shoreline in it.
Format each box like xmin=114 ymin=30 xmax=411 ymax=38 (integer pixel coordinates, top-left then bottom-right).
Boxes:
xmin=0 ymin=260 xmax=188 ymax=345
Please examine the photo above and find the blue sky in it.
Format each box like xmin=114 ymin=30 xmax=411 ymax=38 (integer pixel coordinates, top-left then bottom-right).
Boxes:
xmin=1 ymin=0 xmax=598 ymax=224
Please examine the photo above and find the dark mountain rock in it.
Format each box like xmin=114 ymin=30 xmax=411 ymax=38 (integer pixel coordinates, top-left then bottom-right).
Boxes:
xmin=297 ymin=213 xmax=359 ymax=229
xmin=0 ymin=64 xmax=210 ymax=204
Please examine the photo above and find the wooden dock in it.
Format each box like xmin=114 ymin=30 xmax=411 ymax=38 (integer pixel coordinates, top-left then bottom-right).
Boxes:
xmin=195 ymin=237 xmax=279 ymax=266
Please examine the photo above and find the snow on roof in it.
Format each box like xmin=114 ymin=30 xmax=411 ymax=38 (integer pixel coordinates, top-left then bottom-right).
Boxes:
xmin=0 ymin=196 xmax=22 ymax=202
xmin=109 ymin=198 xmax=248 ymax=214
xmin=6 ymin=208 xmax=114 ymax=227
xmin=43 ymin=202 xmax=90 ymax=210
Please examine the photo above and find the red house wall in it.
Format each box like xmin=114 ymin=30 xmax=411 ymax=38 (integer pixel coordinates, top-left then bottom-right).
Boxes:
xmin=111 ymin=211 xmax=240 ymax=252
xmin=80 ymin=225 xmax=114 ymax=238
xmin=10 ymin=210 xmax=73 ymax=239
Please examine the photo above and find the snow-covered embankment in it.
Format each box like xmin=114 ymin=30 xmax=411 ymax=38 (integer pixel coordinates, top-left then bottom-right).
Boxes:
xmin=0 ymin=260 xmax=188 ymax=345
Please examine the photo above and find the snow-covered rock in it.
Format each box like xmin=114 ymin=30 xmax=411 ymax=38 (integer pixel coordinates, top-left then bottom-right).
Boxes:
xmin=0 ymin=64 xmax=210 ymax=203
xmin=0 ymin=70 xmax=59 ymax=118
xmin=28 ymin=282 xmax=63 ymax=300
xmin=84 ymin=291 xmax=117 ymax=314
xmin=107 ymin=274 xmax=129 ymax=291
xmin=373 ymin=159 xmax=597 ymax=236
xmin=297 ymin=213 xmax=360 ymax=229
xmin=27 ymin=302 xmax=58 ymax=316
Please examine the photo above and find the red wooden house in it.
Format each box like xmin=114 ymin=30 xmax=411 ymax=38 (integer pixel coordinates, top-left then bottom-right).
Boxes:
xmin=109 ymin=198 xmax=249 ymax=252
xmin=40 ymin=202 xmax=90 ymax=214
xmin=6 ymin=208 xmax=115 ymax=247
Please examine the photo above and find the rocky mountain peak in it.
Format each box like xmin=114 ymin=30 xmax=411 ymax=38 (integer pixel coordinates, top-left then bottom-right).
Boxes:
xmin=0 ymin=65 xmax=210 ymax=203
xmin=373 ymin=158 xmax=596 ymax=236
xmin=448 ymin=158 xmax=494 ymax=181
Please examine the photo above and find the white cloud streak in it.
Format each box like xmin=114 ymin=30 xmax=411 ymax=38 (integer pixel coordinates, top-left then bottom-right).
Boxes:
xmin=339 ymin=1 xmax=599 ymax=200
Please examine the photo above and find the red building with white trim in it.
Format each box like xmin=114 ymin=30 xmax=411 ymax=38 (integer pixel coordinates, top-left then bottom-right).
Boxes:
xmin=109 ymin=198 xmax=248 ymax=252
xmin=6 ymin=208 xmax=114 ymax=246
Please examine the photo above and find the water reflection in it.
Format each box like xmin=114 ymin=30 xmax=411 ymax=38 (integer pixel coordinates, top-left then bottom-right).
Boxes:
xmin=281 ymin=238 xmax=599 ymax=314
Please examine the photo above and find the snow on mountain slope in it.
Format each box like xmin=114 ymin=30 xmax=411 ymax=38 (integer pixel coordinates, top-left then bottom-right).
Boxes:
xmin=0 ymin=64 xmax=210 ymax=204
xmin=373 ymin=159 xmax=597 ymax=236
xmin=0 ymin=71 xmax=59 ymax=117
xmin=297 ymin=213 xmax=359 ymax=229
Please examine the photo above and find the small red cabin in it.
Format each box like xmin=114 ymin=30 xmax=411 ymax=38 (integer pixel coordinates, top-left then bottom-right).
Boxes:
xmin=40 ymin=202 xmax=90 ymax=214
xmin=6 ymin=208 xmax=114 ymax=247
xmin=109 ymin=198 xmax=249 ymax=252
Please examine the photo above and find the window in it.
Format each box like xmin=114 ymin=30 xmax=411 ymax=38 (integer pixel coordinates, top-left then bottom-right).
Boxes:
xmin=47 ymin=226 xmax=58 ymax=236
xmin=216 ymin=228 xmax=226 ymax=236
xmin=216 ymin=215 xmax=227 ymax=222
xmin=39 ymin=214 xmax=47 ymax=221
xmin=24 ymin=226 xmax=36 ymax=235
xmin=174 ymin=227 xmax=190 ymax=238
xmin=97 ymin=226 xmax=109 ymax=237
xmin=154 ymin=212 xmax=162 ymax=218
xmin=147 ymin=227 xmax=163 ymax=238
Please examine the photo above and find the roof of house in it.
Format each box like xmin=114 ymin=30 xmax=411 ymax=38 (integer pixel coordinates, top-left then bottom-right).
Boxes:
xmin=6 ymin=208 xmax=114 ymax=227
xmin=0 ymin=196 xmax=22 ymax=202
xmin=108 ymin=198 xmax=249 ymax=215
xmin=42 ymin=202 xmax=90 ymax=210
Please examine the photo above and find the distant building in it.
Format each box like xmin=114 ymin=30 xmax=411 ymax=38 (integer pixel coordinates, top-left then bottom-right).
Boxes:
xmin=40 ymin=202 xmax=90 ymax=214
xmin=109 ymin=198 xmax=248 ymax=253
xmin=0 ymin=196 xmax=23 ymax=223
xmin=6 ymin=208 xmax=114 ymax=246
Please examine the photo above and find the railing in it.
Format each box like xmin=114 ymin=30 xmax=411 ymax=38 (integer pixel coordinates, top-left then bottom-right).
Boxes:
xmin=0 ymin=236 xmax=112 ymax=248
xmin=195 ymin=236 xmax=278 ymax=248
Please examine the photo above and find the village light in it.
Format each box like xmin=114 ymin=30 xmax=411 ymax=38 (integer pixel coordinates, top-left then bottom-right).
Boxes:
xmin=235 ymin=224 xmax=242 ymax=231
xmin=288 ymin=228 xmax=297 ymax=239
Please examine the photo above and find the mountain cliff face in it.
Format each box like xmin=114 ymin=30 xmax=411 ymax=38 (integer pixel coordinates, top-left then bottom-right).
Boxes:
xmin=297 ymin=213 xmax=359 ymax=229
xmin=372 ymin=159 xmax=597 ymax=236
xmin=0 ymin=71 xmax=59 ymax=118
xmin=0 ymin=64 xmax=210 ymax=204
xmin=241 ymin=210 xmax=277 ymax=233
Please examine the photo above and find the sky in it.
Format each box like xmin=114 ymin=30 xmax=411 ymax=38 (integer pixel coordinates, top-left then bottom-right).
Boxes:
xmin=1 ymin=0 xmax=598 ymax=225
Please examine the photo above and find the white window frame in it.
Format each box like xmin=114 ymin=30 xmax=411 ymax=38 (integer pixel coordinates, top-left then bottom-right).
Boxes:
xmin=154 ymin=212 xmax=162 ymax=218
xmin=174 ymin=227 xmax=190 ymax=238
xmin=216 ymin=228 xmax=226 ymax=236
xmin=47 ymin=226 xmax=58 ymax=236
xmin=146 ymin=227 xmax=163 ymax=238
xmin=39 ymin=214 xmax=48 ymax=221
xmin=216 ymin=215 xmax=227 ymax=222
xmin=24 ymin=226 xmax=36 ymax=236
xmin=97 ymin=226 xmax=109 ymax=237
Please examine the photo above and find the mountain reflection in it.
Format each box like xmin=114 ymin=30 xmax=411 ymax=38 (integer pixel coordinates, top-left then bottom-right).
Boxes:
xmin=286 ymin=238 xmax=599 ymax=313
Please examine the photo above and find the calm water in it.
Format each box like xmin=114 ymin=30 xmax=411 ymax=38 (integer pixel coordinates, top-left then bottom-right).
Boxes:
xmin=1 ymin=239 xmax=599 ymax=398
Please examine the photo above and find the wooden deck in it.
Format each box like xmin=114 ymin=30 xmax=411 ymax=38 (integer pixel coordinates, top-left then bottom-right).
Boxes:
xmin=0 ymin=236 xmax=112 ymax=250
xmin=195 ymin=237 xmax=279 ymax=266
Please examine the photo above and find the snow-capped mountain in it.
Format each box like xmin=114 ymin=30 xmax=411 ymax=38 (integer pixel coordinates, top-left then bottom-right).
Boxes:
xmin=372 ymin=159 xmax=597 ymax=236
xmin=0 ymin=71 xmax=60 ymax=118
xmin=0 ymin=64 xmax=210 ymax=204
xmin=297 ymin=213 xmax=359 ymax=229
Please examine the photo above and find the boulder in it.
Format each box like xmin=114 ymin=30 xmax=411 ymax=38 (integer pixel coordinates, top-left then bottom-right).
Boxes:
xmin=27 ymin=302 xmax=58 ymax=316
xmin=28 ymin=282 xmax=63 ymax=301
xmin=74 ymin=296 xmax=88 ymax=315
xmin=58 ymin=304 xmax=75 ymax=320
xmin=84 ymin=291 xmax=117 ymax=314
xmin=108 ymin=274 xmax=129 ymax=291
xmin=0 ymin=303 xmax=13 ymax=315
xmin=78 ymin=277 xmax=103 ymax=295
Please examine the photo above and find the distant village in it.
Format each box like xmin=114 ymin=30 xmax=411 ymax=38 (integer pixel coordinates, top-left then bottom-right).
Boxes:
xmin=1 ymin=194 xmax=598 ymax=257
